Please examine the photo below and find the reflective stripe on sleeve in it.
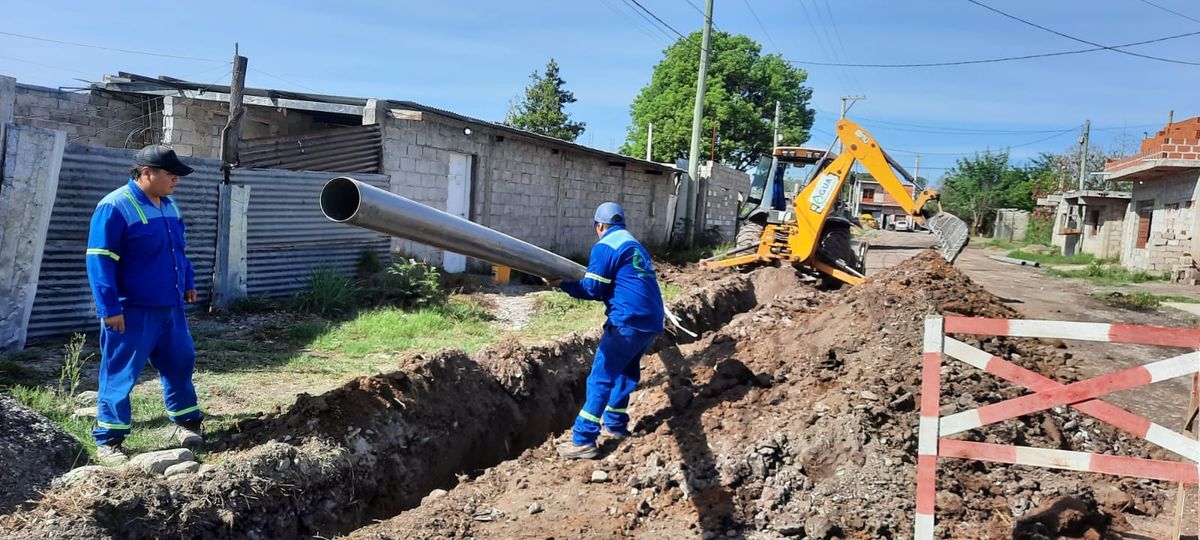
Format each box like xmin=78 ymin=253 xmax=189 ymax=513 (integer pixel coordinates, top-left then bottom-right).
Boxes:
xmin=86 ymin=248 xmax=120 ymax=261
xmin=583 ymin=272 xmax=612 ymax=284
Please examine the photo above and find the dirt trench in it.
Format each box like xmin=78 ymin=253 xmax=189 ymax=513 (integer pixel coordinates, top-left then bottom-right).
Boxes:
xmin=0 ymin=270 xmax=761 ymax=540
xmin=0 ymin=253 xmax=1183 ymax=539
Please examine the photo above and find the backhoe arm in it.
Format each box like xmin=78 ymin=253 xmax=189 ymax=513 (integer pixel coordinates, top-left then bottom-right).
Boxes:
xmin=837 ymin=119 xmax=934 ymax=220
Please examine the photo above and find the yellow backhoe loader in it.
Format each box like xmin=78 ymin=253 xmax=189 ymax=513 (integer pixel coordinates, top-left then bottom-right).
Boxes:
xmin=702 ymin=119 xmax=969 ymax=286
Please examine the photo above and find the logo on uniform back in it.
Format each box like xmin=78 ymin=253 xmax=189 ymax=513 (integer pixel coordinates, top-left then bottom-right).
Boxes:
xmin=632 ymin=250 xmax=652 ymax=279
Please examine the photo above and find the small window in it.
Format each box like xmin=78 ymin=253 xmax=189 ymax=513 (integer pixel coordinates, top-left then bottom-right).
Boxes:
xmin=862 ymin=188 xmax=875 ymax=202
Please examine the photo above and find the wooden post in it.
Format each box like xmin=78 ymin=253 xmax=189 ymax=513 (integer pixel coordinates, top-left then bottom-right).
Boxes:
xmin=220 ymin=45 xmax=248 ymax=183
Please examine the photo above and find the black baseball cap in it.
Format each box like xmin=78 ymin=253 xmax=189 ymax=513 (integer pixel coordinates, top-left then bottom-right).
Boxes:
xmin=134 ymin=145 xmax=193 ymax=177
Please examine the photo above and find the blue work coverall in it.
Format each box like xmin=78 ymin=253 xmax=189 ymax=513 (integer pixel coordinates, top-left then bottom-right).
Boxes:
xmin=86 ymin=179 xmax=201 ymax=445
xmin=560 ymin=225 xmax=664 ymax=446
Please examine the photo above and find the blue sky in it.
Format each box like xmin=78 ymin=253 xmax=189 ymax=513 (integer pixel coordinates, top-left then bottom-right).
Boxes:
xmin=2 ymin=0 xmax=1199 ymax=179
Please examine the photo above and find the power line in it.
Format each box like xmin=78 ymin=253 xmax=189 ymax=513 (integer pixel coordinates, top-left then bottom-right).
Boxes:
xmin=887 ymin=127 xmax=1080 ymax=156
xmin=681 ymin=0 xmax=721 ymax=32
xmin=965 ymin=0 xmax=1200 ymax=66
xmin=0 ymin=54 xmax=92 ymax=76
xmin=616 ymin=0 xmax=677 ymax=43
xmin=1138 ymin=0 xmax=1200 ymax=24
xmin=787 ymin=28 xmax=1200 ymax=67
xmin=599 ymin=0 xmax=672 ymax=46
xmin=625 ymin=0 xmax=688 ymax=40
xmin=740 ymin=0 xmax=779 ymax=51
xmin=249 ymin=68 xmax=322 ymax=94
xmin=0 ymin=30 xmax=224 ymax=63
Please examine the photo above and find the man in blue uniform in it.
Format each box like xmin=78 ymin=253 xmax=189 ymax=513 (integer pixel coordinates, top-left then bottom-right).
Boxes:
xmin=86 ymin=145 xmax=203 ymax=463
xmin=547 ymin=202 xmax=664 ymax=459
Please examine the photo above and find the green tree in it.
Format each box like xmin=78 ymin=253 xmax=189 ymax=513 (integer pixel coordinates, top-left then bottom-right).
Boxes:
xmin=940 ymin=151 xmax=1043 ymax=235
xmin=621 ymin=31 xmax=814 ymax=170
xmin=504 ymin=59 xmax=586 ymax=142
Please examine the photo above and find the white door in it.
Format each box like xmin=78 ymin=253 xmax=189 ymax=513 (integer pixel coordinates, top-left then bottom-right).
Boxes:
xmin=444 ymin=152 xmax=472 ymax=273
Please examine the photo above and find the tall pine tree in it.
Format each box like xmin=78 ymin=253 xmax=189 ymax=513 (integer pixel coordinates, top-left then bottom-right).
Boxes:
xmin=505 ymin=59 xmax=586 ymax=142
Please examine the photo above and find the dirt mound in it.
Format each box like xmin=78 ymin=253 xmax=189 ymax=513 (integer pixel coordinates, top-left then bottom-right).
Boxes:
xmin=0 ymin=393 xmax=86 ymax=514
xmin=344 ymin=253 xmax=1171 ymax=539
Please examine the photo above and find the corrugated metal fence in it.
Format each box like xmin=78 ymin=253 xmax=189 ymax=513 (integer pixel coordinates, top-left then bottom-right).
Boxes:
xmin=26 ymin=144 xmax=391 ymax=341
xmin=236 ymin=169 xmax=390 ymax=297
xmin=237 ymin=124 xmax=382 ymax=173
xmin=28 ymin=145 xmax=221 ymax=339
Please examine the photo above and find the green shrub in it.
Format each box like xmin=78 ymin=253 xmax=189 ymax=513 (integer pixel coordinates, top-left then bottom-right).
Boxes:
xmin=356 ymin=249 xmax=385 ymax=277
xmin=1047 ymin=263 xmax=1168 ymax=285
xmin=293 ymin=268 xmax=358 ymax=317
xmin=1025 ymin=216 xmax=1053 ymax=246
xmin=367 ymin=259 xmax=445 ymax=307
xmin=58 ymin=333 xmax=92 ymax=397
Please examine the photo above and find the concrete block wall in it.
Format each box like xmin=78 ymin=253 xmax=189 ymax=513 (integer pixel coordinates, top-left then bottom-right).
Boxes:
xmin=1121 ymin=171 xmax=1200 ymax=272
xmin=161 ymin=97 xmax=226 ymax=158
xmin=372 ymin=101 xmax=672 ymax=270
xmin=699 ymin=162 xmax=748 ymax=242
xmin=11 ymin=83 xmax=151 ymax=148
xmin=162 ymin=97 xmax=329 ymax=158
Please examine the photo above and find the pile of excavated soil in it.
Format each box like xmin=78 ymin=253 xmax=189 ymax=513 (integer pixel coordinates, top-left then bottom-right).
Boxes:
xmin=344 ymin=252 xmax=1174 ymax=540
xmin=0 ymin=253 xmax=1177 ymax=539
xmin=0 ymin=394 xmax=85 ymax=514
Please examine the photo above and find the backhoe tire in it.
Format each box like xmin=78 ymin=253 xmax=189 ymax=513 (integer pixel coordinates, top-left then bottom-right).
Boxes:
xmin=735 ymin=220 xmax=765 ymax=250
xmin=817 ymin=221 xmax=858 ymax=289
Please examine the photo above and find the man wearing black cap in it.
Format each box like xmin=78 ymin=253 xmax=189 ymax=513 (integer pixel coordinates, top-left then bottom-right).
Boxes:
xmin=85 ymin=145 xmax=202 ymax=463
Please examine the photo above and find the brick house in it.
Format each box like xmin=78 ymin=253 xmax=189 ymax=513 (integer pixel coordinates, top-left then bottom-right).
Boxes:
xmin=855 ymin=173 xmax=916 ymax=230
xmin=1104 ymin=117 xmax=1200 ymax=281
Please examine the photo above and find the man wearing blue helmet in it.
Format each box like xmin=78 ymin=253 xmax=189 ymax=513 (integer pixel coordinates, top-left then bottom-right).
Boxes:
xmin=547 ymin=202 xmax=665 ymax=459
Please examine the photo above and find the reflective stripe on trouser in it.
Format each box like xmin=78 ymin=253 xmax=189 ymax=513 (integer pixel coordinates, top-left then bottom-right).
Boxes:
xmin=93 ymin=306 xmax=200 ymax=445
xmin=573 ymin=324 xmax=657 ymax=446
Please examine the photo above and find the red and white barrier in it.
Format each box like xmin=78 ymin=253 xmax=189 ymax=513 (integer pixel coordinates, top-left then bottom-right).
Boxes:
xmin=914 ymin=315 xmax=1200 ymax=540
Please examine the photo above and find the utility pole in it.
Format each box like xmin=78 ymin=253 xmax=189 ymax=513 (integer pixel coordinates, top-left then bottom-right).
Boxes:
xmin=914 ymin=153 xmax=921 ymax=182
xmin=773 ymin=100 xmax=781 ymax=150
xmin=220 ymin=43 xmax=247 ymax=185
xmin=645 ymin=122 xmax=653 ymax=161
xmin=684 ymin=0 xmax=714 ymax=247
xmin=1077 ymin=119 xmax=1090 ymax=191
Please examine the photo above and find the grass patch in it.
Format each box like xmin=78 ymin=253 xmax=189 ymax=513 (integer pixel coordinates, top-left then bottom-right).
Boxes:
xmin=1047 ymin=263 xmax=1169 ymax=286
xmin=660 ymin=280 xmax=683 ymax=301
xmin=1094 ymin=291 xmax=1200 ymax=310
xmin=650 ymin=242 xmax=734 ymax=266
xmin=1099 ymin=291 xmax=1200 ymax=307
xmin=516 ymin=292 xmax=606 ymax=343
xmin=1007 ymin=251 xmax=1097 ymax=265
xmin=311 ymin=298 xmax=497 ymax=357
xmin=0 ymin=355 xmax=44 ymax=388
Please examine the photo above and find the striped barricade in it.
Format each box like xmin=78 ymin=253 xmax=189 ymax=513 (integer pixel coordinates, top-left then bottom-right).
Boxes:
xmin=915 ymin=315 xmax=1200 ymax=539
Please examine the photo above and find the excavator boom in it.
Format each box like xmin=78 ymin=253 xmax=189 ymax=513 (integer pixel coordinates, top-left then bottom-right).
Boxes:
xmin=703 ymin=119 xmax=970 ymax=285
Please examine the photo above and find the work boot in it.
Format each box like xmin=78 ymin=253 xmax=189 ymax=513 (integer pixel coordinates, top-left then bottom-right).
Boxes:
xmin=603 ymin=427 xmax=631 ymax=440
xmin=556 ymin=442 xmax=599 ymax=460
xmin=174 ymin=420 xmax=203 ymax=449
xmin=96 ymin=441 xmax=128 ymax=465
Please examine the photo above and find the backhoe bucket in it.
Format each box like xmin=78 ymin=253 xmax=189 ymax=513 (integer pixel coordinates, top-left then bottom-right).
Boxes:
xmin=925 ymin=212 xmax=970 ymax=263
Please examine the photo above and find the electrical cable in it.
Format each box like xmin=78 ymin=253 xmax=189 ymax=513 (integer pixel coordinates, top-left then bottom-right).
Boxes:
xmin=0 ymin=30 xmax=224 ymax=63
xmin=1137 ymin=0 xmax=1200 ymax=24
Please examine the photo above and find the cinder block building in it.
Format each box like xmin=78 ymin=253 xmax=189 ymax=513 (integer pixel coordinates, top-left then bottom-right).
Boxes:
xmin=1049 ymin=191 xmax=1129 ymax=259
xmin=11 ymin=72 xmax=696 ymax=271
xmin=1104 ymin=117 xmax=1200 ymax=281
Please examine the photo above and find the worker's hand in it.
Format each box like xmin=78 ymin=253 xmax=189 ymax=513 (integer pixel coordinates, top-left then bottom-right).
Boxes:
xmin=185 ymin=289 xmax=198 ymax=303
xmin=103 ymin=314 xmax=126 ymax=333
xmin=543 ymin=278 xmax=561 ymax=288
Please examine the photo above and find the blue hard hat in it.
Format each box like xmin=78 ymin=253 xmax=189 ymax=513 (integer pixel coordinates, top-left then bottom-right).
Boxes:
xmin=593 ymin=202 xmax=625 ymax=225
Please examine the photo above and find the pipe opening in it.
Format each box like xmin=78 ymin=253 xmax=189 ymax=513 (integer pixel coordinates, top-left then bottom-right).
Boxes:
xmin=320 ymin=177 xmax=362 ymax=222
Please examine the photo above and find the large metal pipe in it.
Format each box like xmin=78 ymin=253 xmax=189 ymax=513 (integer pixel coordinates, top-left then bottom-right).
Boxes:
xmin=320 ymin=176 xmax=586 ymax=281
